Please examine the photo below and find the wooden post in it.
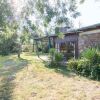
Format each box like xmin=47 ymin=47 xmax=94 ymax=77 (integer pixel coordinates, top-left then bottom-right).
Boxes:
xmin=75 ymin=41 xmax=78 ymax=59
xmin=48 ymin=36 xmax=51 ymax=50
xmin=55 ymin=43 xmax=57 ymax=51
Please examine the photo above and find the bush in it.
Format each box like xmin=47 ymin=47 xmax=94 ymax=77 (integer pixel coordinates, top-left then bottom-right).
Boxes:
xmin=55 ymin=52 xmax=63 ymax=62
xmin=67 ymin=58 xmax=91 ymax=75
xmin=49 ymin=48 xmax=63 ymax=67
xmin=67 ymin=59 xmax=78 ymax=72
xmin=49 ymin=48 xmax=56 ymax=62
xmin=77 ymin=58 xmax=91 ymax=76
xmin=90 ymin=64 xmax=100 ymax=80
xmin=67 ymin=47 xmax=100 ymax=80
xmin=81 ymin=48 xmax=99 ymax=64
xmin=0 ymin=27 xmax=18 ymax=55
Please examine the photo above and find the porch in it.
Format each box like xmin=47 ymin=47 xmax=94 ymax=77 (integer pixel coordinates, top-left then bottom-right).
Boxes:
xmin=55 ymin=34 xmax=79 ymax=60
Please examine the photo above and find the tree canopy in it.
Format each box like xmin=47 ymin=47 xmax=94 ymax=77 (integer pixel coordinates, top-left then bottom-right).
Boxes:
xmin=21 ymin=0 xmax=80 ymax=35
xmin=0 ymin=0 xmax=86 ymax=55
xmin=0 ymin=0 xmax=13 ymax=29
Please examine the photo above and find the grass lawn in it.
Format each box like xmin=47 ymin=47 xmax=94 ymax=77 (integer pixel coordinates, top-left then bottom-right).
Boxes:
xmin=0 ymin=53 xmax=100 ymax=100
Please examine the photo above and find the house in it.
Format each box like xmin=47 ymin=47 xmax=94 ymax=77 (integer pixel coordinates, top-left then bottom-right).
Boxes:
xmin=54 ymin=23 xmax=100 ymax=59
xmin=34 ymin=23 xmax=100 ymax=60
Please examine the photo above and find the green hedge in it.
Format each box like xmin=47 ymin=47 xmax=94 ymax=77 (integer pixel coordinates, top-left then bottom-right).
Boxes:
xmin=67 ymin=48 xmax=100 ymax=80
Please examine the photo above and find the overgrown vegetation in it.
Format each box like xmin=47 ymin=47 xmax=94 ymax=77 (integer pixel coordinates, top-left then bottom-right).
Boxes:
xmin=67 ymin=47 xmax=100 ymax=80
xmin=0 ymin=27 xmax=17 ymax=55
xmin=49 ymin=48 xmax=63 ymax=67
xmin=0 ymin=53 xmax=100 ymax=100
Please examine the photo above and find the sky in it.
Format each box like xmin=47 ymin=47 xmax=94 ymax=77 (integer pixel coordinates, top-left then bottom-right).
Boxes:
xmin=74 ymin=0 xmax=100 ymax=28
xmin=11 ymin=0 xmax=24 ymax=16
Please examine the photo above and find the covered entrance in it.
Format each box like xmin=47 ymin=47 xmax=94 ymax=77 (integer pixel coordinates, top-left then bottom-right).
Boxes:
xmin=55 ymin=34 xmax=79 ymax=60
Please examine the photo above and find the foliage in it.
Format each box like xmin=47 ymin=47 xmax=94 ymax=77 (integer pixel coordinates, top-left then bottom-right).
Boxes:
xmin=23 ymin=0 xmax=80 ymax=35
xmin=0 ymin=0 xmax=12 ymax=29
xmin=18 ymin=0 xmax=81 ymax=54
xmin=49 ymin=48 xmax=56 ymax=62
xmin=80 ymin=0 xmax=85 ymax=4
xmin=55 ymin=52 xmax=63 ymax=63
xmin=67 ymin=48 xmax=100 ymax=80
xmin=20 ymin=26 xmax=31 ymax=45
xmin=0 ymin=0 xmax=21 ymax=56
xmin=49 ymin=48 xmax=63 ymax=67
xmin=22 ymin=45 xmax=33 ymax=52
xmin=0 ymin=27 xmax=18 ymax=55
xmin=67 ymin=59 xmax=78 ymax=72
xmin=58 ymin=32 xmax=64 ymax=39
xmin=81 ymin=48 xmax=99 ymax=64
xmin=80 ymin=0 xmax=99 ymax=4
xmin=77 ymin=58 xmax=91 ymax=76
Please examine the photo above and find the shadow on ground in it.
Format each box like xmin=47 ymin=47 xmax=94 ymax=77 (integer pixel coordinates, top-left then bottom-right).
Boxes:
xmin=0 ymin=57 xmax=31 ymax=100
xmin=44 ymin=61 xmax=76 ymax=78
xmin=44 ymin=61 xmax=100 ymax=81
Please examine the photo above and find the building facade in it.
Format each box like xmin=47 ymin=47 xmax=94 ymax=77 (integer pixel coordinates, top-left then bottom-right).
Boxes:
xmin=52 ymin=23 xmax=100 ymax=59
xmin=34 ymin=23 xmax=100 ymax=60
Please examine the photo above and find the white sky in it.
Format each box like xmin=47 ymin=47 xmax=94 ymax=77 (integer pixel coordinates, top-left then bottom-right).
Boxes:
xmin=74 ymin=0 xmax=100 ymax=28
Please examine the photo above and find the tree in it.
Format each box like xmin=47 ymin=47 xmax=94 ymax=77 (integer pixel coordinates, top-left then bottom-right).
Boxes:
xmin=0 ymin=0 xmax=20 ymax=55
xmin=0 ymin=0 xmax=13 ymax=29
xmin=0 ymin=26 xmax=17 ymax=55
xmin=80 ymin=0 xmax=100 ymax=4
xmin=22 ymin=0 xmax=80 ymax=35
xmin=18 ymin=0 xmax=81 ymax=56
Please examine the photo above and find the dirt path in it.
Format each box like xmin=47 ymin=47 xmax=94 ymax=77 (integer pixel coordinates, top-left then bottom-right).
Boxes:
xmin=0 ymin=53 xmax=100 ymax=100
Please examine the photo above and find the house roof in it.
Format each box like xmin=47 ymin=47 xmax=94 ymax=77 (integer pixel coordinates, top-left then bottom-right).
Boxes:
xmin=34 ymin=23 xmax=100 ymax=40
xmin=59 ymin=23 xmax=100 ymax=35
xmin=77 ymin=23 xmax=100 ymax=32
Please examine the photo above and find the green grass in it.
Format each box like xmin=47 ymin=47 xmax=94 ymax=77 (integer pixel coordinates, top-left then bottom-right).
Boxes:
xmin=0 ymin=52 xmax=100 ymax=100
xmin=0 ymin=55 xmax=9 ymax=67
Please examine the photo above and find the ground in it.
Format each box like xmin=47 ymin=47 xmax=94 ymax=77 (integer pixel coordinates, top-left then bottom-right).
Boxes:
xmin=0 ymin=53 xmax=100 ymax=100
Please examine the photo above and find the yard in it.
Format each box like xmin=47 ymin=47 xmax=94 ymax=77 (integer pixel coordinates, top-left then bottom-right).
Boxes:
xmin=0 ymin=53 xmax=100 ymax=100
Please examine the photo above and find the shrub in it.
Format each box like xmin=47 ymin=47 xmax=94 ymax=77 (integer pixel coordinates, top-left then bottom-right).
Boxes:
xmin=49 ymin=48 xmax=63 ymax=67
xmin=55 ymin=52 xmax=63 ymax=62
xmin=67 ymin=59 xmax=78 ymax=72
xmin=77 ymin=58 xmax=91 ymax=76
xmin=81 ymin=48 xmax=99 ymax=64
xmin=67 ymin=58 xmax=90 ymax=75
xmin=0 ymin=27 xmax=18 ymax=55
xmin=67 ymin=47 xmax=100 ymax=80
xmin=49 ymin=48 xmax=56 ymax=62
xmin=96 ymin=49 xmax=100 ymax=64
xmin=90 ymin=64 xmax=100 ymax=80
